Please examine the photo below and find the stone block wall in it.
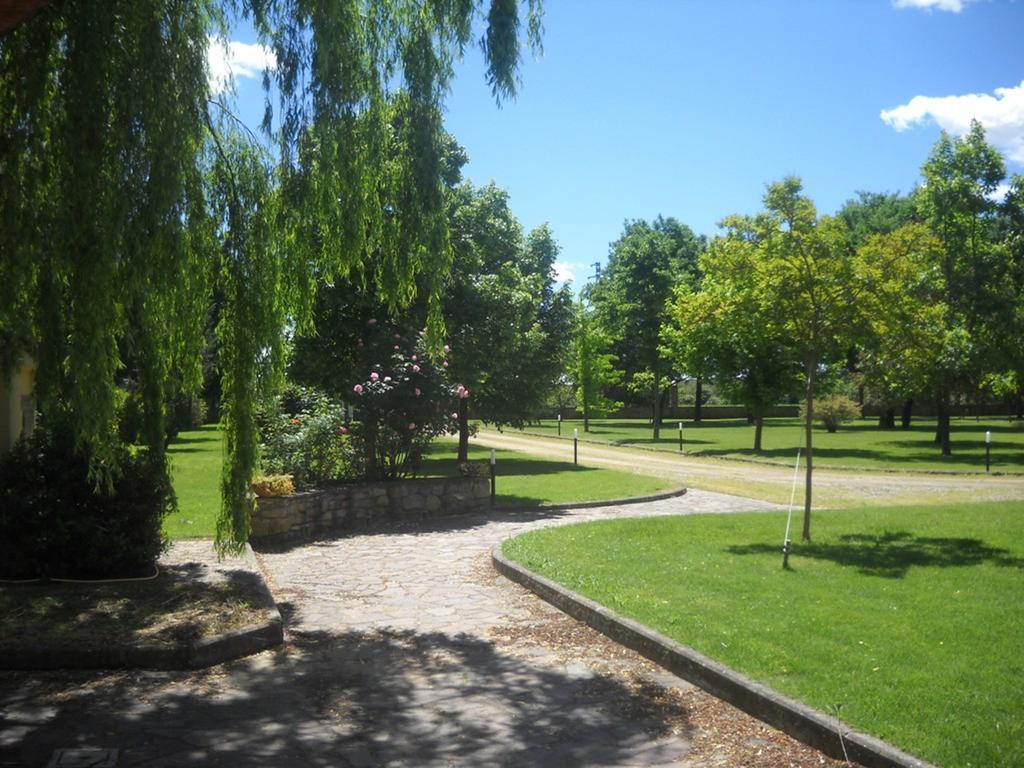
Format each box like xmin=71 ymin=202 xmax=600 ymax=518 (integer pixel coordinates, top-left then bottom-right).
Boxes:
xmin=250 ymin=476 xmax=490 ymax=548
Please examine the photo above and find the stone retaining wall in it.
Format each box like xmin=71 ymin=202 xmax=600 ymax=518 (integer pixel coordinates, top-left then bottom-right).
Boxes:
xmin=250 ymin=476 xmax=490 ymax=548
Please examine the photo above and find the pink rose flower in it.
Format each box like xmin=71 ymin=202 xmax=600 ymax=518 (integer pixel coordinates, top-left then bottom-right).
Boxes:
xmin=415 ymin=388 xmax=421 ymax=396
xmin=408 ymin=422 xmax=417 ymax=430
xmin=383 ymin=376 xmax=392 ymax=383
xmin=411 ymin=354 xmax=417 ymax=361
xmin=451 ymin=412 xmax=459 ymax=419
xmin=339 ymin=426 xmax=348 ymax=434
xmin=442 ymin=361 xmax=448 ymax=368
xmin=412 ymin=364 xmax=420 ymax=373
xmin=394 ymin=345 xmax=400 ymax=350
xmin=460 ymin=388 xmax=470 ymax=399
xmin=444 ymin=344 xmax=451 ymax=353
xmin=367 ymin=318 xmax=377 ymax=325
xmin=353 ymin=384 xmax=363 ymax=394
xmin=370 ymin=372 xmax=379 ymax=382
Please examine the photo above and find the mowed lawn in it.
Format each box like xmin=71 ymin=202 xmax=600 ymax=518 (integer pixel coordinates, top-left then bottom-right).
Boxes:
xmin=422 ymin=439 xmax=675 ymax=507
xmin=166 ymin=428 xmax=675 ymax=538
xmin=166 ymin=424 xmax=224 ymax=539
xmin=516 ymin=417 xmax=1024 ymax=473
xmin=503 ymin=503 xmax=1024 ymax=768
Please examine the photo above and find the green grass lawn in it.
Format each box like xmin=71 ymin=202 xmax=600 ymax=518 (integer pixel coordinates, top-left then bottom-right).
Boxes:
xmin=166 ymin=428 xmax=675 ymax=538
xmin=515 ymin=417 xmax=1024 ymax=473
xmin=423 ymin=439 xmax=674 ymax=507
xmin=503 ymin=502 xmax=1024 ymax=768
xmin=165 ymin=425 xmax=224 ymax=539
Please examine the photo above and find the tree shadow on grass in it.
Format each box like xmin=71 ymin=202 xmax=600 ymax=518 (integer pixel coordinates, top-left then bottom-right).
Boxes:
xmin=728 ymin=531 xmax=1024 ymax=578
xmin=0 ymin=626 xmax=692 ymax=767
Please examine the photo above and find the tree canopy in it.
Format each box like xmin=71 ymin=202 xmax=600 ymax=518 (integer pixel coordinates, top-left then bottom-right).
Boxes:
xmin=0 ymin=0 xmax=543 ymax=552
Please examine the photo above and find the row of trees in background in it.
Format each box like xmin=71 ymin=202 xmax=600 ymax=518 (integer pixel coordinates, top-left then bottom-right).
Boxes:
xmin=573 ymin=122 xmax=1023 ymax=539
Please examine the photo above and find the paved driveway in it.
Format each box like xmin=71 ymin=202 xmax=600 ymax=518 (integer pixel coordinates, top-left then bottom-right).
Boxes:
xmin=1 ymin=490 xmax=851 ymax=767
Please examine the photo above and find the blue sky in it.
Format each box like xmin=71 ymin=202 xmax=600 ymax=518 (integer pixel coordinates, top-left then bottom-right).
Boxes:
xmin=213 ymin=0 xmax=1024 ymax=286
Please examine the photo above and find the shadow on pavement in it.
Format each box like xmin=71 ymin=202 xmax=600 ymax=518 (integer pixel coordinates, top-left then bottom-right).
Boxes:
xmin=0 ymin=626 xmax=691 ymax=767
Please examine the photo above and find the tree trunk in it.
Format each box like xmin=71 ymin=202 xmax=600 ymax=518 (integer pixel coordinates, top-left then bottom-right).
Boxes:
xmin=857 ymin=385 xmax=864 ymax=407
xmin=457 ymin=397 xmax=469 ymax=462
xmin=878 ymin=408 xmax=895 ymax=428
xmin=694 ymin=377 xmax=703 ymax=423
xmin=583 ymin=398 xmax=590 ymax=432
xmin=652 ymin=372 xmax=662 ymax=440
xmin=753 ymin=408 xmax=764 ymax=451
xmin=901 ymin=398 xmax=913 ymax=429
xmin=801 ymin=354 xmax=816 ymax=542
xmin=1016 ymin=391 xmax=1023 ymax=420
xmin=938 ymin=392 xmax=952 ymax=456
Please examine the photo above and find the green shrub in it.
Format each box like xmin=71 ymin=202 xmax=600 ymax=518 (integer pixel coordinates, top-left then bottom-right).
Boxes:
xmin=260 ymin=387 xmax=361 ymax=488
xmin=0 ymin=427 xmax=172 ymax=579
xmin=801 ymin=394 xmax=862 ymax=433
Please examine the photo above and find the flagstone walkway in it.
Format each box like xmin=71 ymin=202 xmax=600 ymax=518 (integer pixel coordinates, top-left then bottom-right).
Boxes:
xmin=1 ymin=490 xmax=853 ymax=767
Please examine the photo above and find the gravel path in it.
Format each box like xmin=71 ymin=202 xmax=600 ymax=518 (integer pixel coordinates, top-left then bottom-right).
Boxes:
xmin=477 ymin=429 xmax=1024 ymax=506
xmin=1 ymin=490 xmax=852 ymax=767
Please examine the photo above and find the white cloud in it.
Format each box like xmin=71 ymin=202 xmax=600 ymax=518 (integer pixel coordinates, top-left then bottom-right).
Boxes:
xmin=553 ymin=261 xmax=575 ymax=285
xmin=988 ymin=182 xmax=1012 ymax=202
xmin=880 ymin=80 xmax=1024 ymax=165
xmin=893 ymin=0 xmax=969 ymax=12
xmin=207 ymin=37 xmax=277 ymax=95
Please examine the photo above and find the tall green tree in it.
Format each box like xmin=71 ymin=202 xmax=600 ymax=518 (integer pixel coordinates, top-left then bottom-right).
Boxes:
xmin=589 ymin=216 xmax=701 ymax=439
xmin=571 ymin=302 xmax=621 ymax=433
xmin=445 ymin=183 xmax=572 ymax=460
xmin=665 ymin=233 xmax=798 ymax=451
xmin=758 ymin=178 xmax=861 ymax=540
xmin=0 ymin=0 xmax=542 ymax=553
xmin=915 ymin=121 xmax=1007 ymax=453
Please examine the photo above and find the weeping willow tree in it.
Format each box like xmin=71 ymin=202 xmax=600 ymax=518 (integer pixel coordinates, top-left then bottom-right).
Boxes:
xmin=0 ymin=0 xmax=541 ymax=554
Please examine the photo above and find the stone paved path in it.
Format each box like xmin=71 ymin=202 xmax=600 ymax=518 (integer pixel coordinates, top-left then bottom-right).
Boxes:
xmin=1 ymin=490 xmax=853 ymax=767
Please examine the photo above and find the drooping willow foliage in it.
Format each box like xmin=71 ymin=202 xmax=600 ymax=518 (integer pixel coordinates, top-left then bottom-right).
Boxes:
xmin=0 ymin=0 xmax=541 ymax=553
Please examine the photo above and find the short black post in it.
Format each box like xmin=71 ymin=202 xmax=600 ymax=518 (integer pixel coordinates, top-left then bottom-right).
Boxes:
xmin=678 ymin=421 xmax=683 ymax=453
xmin=557 ymin=413 xmax=562 ymax=436
xmin=985 ymin=430 xmax=991 ymax=473
xmin=490 ymin=448 xmax=496 ymax=504
xmin=573 ymin=428 xmax=578 ymax=465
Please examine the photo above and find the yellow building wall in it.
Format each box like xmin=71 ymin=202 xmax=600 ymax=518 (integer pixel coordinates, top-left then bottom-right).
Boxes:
xmin=0 ymin=358 xmax=36 ymax=454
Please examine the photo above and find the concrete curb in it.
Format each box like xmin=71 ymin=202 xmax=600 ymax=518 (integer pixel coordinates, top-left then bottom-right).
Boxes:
xmin=1 ymin=545 xmax=284 ymax=671
xmin=519 ymin=485 xmax=688 ymax=511
xmin=492 ymin=546 xmax=937 ymax=768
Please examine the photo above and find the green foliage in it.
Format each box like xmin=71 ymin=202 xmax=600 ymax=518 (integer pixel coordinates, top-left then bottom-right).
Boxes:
xmin=1 ymin=1 xmax=540 ymax=555
xmin=571 ymin=302 xmax=622 ymax=428
xmin=801 ymin=394 xmax=861 ymax=432
xmin=665 ymin=233 xmax=799 ymax=449
xmin=589 ymin=217 xmax=701 ymax=435
xmin=0 ymin=427 xmax=172 ymax=579
xmin=445 ymin=184 xmax=574 ymax=433
xmin=259 ymin=388 xmax=359 ymax=489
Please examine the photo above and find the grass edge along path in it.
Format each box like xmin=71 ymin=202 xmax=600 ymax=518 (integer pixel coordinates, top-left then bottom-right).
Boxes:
xmin=502 ymin=502 xmax=1024 ymax=768
xmin=167 ymin=428 xmax=676 ymax=539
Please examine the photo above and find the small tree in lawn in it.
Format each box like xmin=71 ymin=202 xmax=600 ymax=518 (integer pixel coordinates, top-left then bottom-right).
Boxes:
xmin=665 ymin=232 xmax=799 ymax=452
xmin=572 ymin=301 xmax=622 ymax=432
xmin=758 ymin=179 xmax=861 ymax=541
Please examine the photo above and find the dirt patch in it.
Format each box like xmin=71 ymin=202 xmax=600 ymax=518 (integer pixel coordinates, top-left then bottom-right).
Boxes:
xmin=488 ymin=581 xmax=857 ymax=767
xmin=0 ymin=541 xmax=274 ymax=659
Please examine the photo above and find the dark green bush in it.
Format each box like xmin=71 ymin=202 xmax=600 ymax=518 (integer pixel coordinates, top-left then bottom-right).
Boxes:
xmin=0 ymin=427 xmax=172 ymax=579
